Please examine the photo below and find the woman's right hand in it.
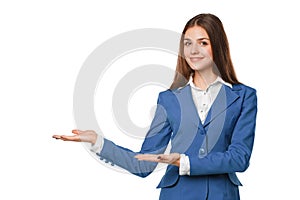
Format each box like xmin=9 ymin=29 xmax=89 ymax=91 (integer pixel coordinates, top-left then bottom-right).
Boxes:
xmin=52 ymin=129 xmax=98 ymax=145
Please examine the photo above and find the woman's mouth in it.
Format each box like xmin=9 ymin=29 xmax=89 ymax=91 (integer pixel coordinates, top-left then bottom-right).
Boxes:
xmin=189 ymin=57 xmax=204 ymax=62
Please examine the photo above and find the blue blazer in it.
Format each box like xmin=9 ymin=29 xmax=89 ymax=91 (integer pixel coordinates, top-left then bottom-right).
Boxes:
xmin=98 ymin=83 xmax=257 ymax=200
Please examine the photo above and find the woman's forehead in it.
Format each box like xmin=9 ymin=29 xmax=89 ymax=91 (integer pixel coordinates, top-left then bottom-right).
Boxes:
xmin=184 ymin=26 xmax=209 ymax=39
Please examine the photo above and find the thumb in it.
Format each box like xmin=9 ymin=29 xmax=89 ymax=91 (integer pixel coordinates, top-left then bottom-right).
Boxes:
xmin=72 ymin=129 xmax=83 ymax=135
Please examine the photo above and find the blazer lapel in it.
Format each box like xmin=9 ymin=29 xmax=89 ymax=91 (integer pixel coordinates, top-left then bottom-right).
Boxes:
xmin=170 ymin=85 xmax=204 ymax=153
xmin=173 ymin=85 xmax=202 ymax=129
xmin=203 ymin=85 xmax=240 ymax=127
xmin=170 ymin=84 xmax=241 ymax=155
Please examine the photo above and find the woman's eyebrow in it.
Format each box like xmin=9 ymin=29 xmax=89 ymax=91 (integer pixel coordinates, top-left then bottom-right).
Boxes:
xmin=198 ymin=38 xmax=210 ymax=41
xmin=183 ymin=37 xmax=210 ymax=41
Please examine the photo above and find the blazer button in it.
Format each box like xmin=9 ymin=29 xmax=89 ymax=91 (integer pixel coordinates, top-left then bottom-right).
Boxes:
xmin=199 ymin=148 xmax=205 ymax=155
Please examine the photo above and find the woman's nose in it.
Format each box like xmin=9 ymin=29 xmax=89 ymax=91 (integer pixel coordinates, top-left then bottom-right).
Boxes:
xmin=191 ymin=44 xmax=200 ymax=55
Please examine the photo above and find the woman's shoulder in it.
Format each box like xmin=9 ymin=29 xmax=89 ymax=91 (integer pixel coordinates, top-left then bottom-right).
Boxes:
xmin=158 ymin=84 xmax=189 ymax=97
xmin=232 ymin=83 xmax=257 ymax=101
xmin=158 ymin=88 xmax=176 ymax=99
xmin=156 ymin=87 xmax=184 ymax=104
xmin=232 ymin=83 xmax=256 ymax=93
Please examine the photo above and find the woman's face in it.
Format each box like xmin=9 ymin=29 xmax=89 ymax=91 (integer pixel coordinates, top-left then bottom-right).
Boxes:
xmin=183 ymin=26 xmax=213 ymax=72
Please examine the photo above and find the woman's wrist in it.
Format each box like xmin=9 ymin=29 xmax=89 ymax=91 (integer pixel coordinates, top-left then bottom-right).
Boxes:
xmin=172 ymin=158 xmax=180 ymax=167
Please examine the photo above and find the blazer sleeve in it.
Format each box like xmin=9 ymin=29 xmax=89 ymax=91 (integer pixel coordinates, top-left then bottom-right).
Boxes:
xmin=189 ymin=87 xmax=258 ymax=176
xmin=98 ymin=92 xmax=173 ymax=178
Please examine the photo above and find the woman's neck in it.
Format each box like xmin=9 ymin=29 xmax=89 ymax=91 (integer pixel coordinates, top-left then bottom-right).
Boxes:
xmin=193 ymin=70 xmax=218 ymax=90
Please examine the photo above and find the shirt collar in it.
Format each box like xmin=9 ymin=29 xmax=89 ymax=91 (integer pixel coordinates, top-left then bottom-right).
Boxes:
xmin=188 ymin=75 xmax=232 ymax=90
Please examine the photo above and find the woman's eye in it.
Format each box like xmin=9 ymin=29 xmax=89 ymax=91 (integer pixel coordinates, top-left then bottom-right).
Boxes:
xmin=184 ymin=41 xmax=192 ymax=46
xmin=200 ymin=41 xmax=208 ymax=46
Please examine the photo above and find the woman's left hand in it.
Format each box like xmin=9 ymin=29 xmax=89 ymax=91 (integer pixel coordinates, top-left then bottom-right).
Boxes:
xmin=135 ymin=153 xmax=180 ymax=167
xmin=52 ymin=129 xmax=98 ymax=145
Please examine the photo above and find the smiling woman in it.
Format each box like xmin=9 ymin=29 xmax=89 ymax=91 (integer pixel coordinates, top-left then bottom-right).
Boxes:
xmin=170 ymin=13 xmax=240 ymax=90
xmin=53 ymin=13 xmax=257 ymax=200
xmin=183 ymin=26 xmax=213 ymax=73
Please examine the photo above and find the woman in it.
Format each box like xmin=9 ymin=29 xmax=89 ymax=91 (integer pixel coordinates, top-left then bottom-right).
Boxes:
xmin=53 ymin=13 xmax=257 ymax=200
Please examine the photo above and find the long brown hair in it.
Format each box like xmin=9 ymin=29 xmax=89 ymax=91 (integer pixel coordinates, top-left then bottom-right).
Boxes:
xmin=170 ymin=13 xmax=240 ymax=89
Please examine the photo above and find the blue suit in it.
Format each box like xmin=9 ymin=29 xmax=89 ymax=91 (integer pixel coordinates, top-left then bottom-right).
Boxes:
xmin=98 ymin=83 xmax=257 ymax=200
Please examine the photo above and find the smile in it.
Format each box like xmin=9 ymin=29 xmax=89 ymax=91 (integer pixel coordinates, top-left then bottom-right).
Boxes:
xmin=189 ymin=57 xmax=204 ymax=62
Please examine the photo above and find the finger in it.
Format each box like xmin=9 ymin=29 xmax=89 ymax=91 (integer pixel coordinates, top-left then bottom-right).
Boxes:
xmin=157 ymin=154 xmax=169 ymax=161
xmin=157 ymin=155 xmax=174 ymax=164
xmin=60 ymin=135 xmax=81 ymax=142
xmin=135 ymin=154 xmax=146 ymax=160
xmin=52 ymin=135 xmax=62 ymax=139
xmin=137 ymin=158 xmax=160 ymax=162
xmin=135 ymin=154 xmax=157 ymax=159
xmin=135 ymin=154 xmax=164 ymax=163
xmin=135 ymin=154 xmax=158 ymax=160
xmin=72 ymin=129 xmax=83 ymax=135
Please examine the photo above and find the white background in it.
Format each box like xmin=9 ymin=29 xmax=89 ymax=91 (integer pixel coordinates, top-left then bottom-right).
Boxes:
xmin=1 ymin=0 xmax=300 ymax=199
